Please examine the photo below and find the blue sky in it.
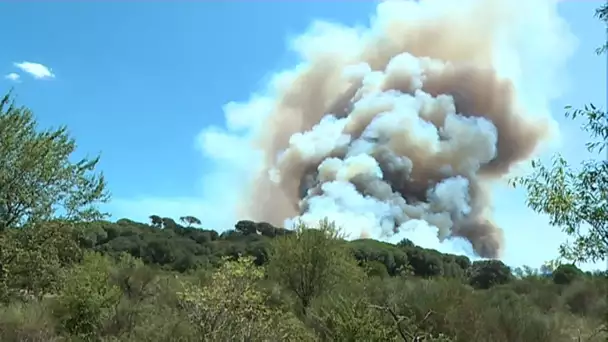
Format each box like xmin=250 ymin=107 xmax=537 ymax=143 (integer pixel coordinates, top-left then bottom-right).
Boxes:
xmin=1 ymin=1 xmax=606 ymax=270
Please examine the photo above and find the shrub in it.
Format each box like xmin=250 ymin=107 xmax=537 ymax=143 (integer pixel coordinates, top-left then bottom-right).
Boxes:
xmin=52 ymin=252 xmax=121 ymax=338
xmin=469 ymin=260 xmax=513 ymax=290
xmin=267 ymin=219 xmax=364 ymax=314
xmin=177 ymin=256 xmax=311 ymax=341
xmin=0 ymin=300 xmax=61 ymax=342
xmin=552 ymin=264 xmax=584 ymax=285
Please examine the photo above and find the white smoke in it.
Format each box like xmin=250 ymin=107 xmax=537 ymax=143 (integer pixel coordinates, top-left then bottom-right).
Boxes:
xmin=195 ymin=0 xmax=576 ymax=258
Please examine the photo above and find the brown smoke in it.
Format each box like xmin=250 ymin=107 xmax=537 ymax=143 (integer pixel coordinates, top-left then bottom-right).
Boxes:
xmin=237 ymin=0 xmax=565 ymax=258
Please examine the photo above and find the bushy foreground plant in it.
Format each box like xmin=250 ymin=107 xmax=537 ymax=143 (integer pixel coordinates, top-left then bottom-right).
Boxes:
xmin=177 ymin=256 xmax=312 ymax=341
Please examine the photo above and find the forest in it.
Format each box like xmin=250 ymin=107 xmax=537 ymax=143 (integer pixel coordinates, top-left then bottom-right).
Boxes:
xmin=0 ymin=214 xmax=607 ymax=341
xmin=1 ymin=4 xmax=607 ymax=342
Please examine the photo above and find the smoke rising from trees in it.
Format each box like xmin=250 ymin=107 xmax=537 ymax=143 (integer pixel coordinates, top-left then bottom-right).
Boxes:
xmin=218 ymin=0 xmax=576 ymax=258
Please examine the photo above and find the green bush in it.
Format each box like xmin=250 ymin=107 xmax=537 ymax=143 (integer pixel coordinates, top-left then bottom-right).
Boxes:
xmin=0 ymin=300 xmax=61 ymax=342
xmin=552 ymin=264 xmax=584 ymax=285
xmin=468 ymin=260 xmax=513 ymax=290
xmin=52 ymin=252 xmax=121 ymax=338
xmin=0 ymin=216 xmax=606 ymax=341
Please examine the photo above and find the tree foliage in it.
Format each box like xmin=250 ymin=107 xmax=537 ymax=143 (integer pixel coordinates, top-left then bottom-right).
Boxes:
xmin=177 ymin=256 xmax=310 ymax=341
xmin=267 ymin=219 xmax=364 ymax=314
xmin=552 ymin=263 xmax=584 ymax=285
xmin=52 ymin=252 xmax=122 ymax=338
xmin=468 ymin=260 xmax=513 ymax=290
xmin=179 ymin=215 xmax=201 ymax=228
xmin=0 ymin=221 xmax=82 ymax=301
xmin=0 ymin=216 xmax=605 ymax=341
xmin=0 ymin=93 xmax=109 ymax=230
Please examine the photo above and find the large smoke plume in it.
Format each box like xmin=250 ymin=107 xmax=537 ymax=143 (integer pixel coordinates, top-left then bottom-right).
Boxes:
xmin=224 ymin=0 xmax=574 ymax=259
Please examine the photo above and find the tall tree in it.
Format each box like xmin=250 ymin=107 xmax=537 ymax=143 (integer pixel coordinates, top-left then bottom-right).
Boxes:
xmin=149 ymin=215 xmax=162 ymax=228
xmin=511 ymin=6 xmax=608 ymax=263
xmin=0 ymin=93 xmax=109 ymax=230
xmin=267 ymin=219 xmax=363 ymax=314
xmin=179 ymin=215 xmax=201 ymax=228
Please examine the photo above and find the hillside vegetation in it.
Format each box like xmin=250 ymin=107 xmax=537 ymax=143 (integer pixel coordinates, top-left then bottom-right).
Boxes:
xmin=0 ymin=106 xmax=606 ymax=342
xmin=0 ymin=217 xmax=606 ymax=341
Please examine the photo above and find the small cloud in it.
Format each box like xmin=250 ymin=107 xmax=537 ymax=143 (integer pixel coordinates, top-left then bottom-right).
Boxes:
xmin=4 ymin=73 xmax=20 ymax=82
xmin=13 ymin=61 xmax=55 ymax=79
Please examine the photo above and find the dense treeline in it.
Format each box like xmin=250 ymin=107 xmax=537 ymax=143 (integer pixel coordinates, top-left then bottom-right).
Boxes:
xmin=0 ymin=218 xmax=606 ymax=341
xmin=77 ymin=216 xmax=474 ymax=278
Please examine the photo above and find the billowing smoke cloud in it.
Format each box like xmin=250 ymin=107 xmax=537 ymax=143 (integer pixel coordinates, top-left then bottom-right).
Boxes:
xmin=206 ymin=0 xmax=575 ymax=259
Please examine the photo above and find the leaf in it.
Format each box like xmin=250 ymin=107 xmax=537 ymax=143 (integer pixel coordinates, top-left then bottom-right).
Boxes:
xmin=0 ymin=92 xmax=110 ymax=229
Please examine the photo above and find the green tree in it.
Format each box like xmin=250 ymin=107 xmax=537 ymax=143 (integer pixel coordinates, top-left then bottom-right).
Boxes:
xmin=468 ymin=260 xmax=513 ymax=290
xmin=149 ymin=215 xmax=162 ymax=228
xmin=0 ymin=93 xmax=109 ymax=230
xmin=0 ymin=221 xmax=83 ymax=300
xmin=512 ymin=133 xmax=607 ymax=263
xmin=53 ymin=252 xmax=122 ymax=338
xmin=177 ymin=256 xmax=310 ymax=341
xmin=363 ymin=260 xmax=390 ymax=279
xmin=161 ymin=217 xmax=178 ymax=230
xmin=267 ymin=219 xmax=364 ymax=314
xmin=109 ymin=253 xmax=158 ymax=302
xmin=406 ymin=248 xmax=444 ymax=277
xmin=179 ymin=215 xmax=201 ymax=228
xmin=235 ymin=220 xmax=258 ymax=235
xmin=552 ymin=264 xmax=583 ymax=285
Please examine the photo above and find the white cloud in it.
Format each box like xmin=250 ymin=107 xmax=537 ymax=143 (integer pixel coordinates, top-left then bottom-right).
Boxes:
xmin=13 ymin=61 xmax=55 ymax=80
xmin=4 ymin=73 xmax=20 ymax=82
